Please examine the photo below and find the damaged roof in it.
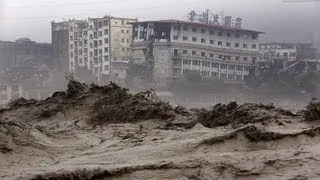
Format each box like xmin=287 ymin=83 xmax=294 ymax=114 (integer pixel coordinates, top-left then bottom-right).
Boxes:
xmin=131 ymin=19 xmax=266 ymax=34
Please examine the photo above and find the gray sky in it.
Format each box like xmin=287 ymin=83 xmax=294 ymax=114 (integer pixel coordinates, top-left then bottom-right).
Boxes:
xmin=0 ymin=0 xmax=319 ymax=43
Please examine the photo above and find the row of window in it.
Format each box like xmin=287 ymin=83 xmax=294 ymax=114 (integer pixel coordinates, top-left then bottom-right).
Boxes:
xmin=173 ymin=26 xmax=258 ymax=40
xmin=172 ymin=36 xmax=257 ymax=49
xmin=173 ymin=49 xmax=256 ymax=62
xmin=179 ymin=60 xmax=250 ymax=71
xmin=70 ymin=37 xmax=130 ymax=49
xmin=180 ymin=69 xmax=245 ymax=80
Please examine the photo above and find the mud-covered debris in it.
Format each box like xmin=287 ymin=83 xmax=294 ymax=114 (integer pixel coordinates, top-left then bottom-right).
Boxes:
xmin=304 ymin=98 xmax=320 ymax=121
xmin=91 ymin=84 xmax=174 ymax=124
xmin=0 ymin=144 xmax=13 ymax=153
xmin=197 ymin=102 xmax=277 ymax=128
xmin=174 ymin=105 xmax=191 ymax=116
xmin=8 ymin=98 xmax=37 ymax=110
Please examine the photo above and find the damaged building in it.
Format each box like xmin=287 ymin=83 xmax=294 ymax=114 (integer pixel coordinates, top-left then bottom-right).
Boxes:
xmin=53 ymin=15 xmax=136 ymax=83
xmin=130 ymin=18 xmax=265 ymax=87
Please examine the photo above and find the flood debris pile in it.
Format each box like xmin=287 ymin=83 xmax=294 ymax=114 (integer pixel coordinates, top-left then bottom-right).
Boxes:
xmin=304 ymin=99 xmax=320 ymax=121
xmin=91 ymin=83 xmax=174 ymax=124
xmin=196 ymin=102 xmax=296 ymax=128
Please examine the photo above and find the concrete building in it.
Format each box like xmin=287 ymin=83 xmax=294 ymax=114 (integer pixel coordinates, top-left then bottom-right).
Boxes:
xmin=260 ymin=43 xmax=297 ymax=63
xmin=52 ymin=21 xmax=70 ymax=72
xmin=53 ymin=15 xmax=136 ymax=82
xmin=0 ymin=38 xmax=53 ymax=70
xmin=110 ymin=17 xmax=137 ymax=62
xmin=130 ymin=20 xmax=265 ymax=85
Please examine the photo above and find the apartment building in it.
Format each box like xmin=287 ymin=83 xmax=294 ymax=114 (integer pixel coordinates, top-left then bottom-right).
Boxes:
xmin=131 ymin=20 xmax=265 ymax=85
xmin=53 ymin=15 xmax=136 ymax=81
xmin=110 ymin=17 xmax=136 ymax=62
xmin=52 ymin=21 xmax=69 ymax=72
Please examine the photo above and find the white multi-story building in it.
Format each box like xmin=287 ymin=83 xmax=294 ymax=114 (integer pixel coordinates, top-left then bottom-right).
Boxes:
xmin=67 ymin=15 xmax=136 ymax=80
xmin=131 ymin=20 xmax=265 ymax=85
xmin=260 ymin=43 xmax=297 ymax=62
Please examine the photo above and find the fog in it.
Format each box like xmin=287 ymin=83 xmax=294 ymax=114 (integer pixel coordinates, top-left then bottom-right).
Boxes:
xmin=0 ymin=0 xmax=319 ymax=42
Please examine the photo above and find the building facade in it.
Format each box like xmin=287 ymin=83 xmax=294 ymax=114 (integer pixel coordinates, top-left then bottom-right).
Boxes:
xmin=131 ymin=20 xmax=265 ymax=85
xmin=54 ymin=15 xmax=136 ymax=81
xmin=52 ymin=21 xmax=69 ymax=72
xmin=260 ymin=43 xmax=297 ymax=62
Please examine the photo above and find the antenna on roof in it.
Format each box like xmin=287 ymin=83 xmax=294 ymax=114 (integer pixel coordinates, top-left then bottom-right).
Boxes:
xmin=235 ymin=17 xmax=242 ymax=28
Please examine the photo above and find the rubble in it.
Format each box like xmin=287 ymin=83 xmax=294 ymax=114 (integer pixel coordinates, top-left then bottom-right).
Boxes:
xmin=304 ymin=98 xmax=320 ymax=121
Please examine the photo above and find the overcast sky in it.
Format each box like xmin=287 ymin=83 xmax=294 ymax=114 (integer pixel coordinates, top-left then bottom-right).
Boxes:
xmin=0 ymin=0 xmax=319 ymax=43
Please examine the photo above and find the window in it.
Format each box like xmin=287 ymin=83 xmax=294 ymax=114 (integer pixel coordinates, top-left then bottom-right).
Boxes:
xmin=192 ymin=27 xmax=197 ymax=32
xmin=183 ymin=59 xmax=191 ymax=65
xmin=235 ymin=43 xmax=239 ymax=47
xmin=84 ymin=39 xmax=87 ymax=45
xmin=70 ymin=26 xmax=73 ymax=32
xmin=243 ymin=57 xmax=248 ymax=61
xmin=174 ymin=49 xmax=179 ymax=56
xmin=201 ymin=52 xmax=206 ymax=57
xmin=104 ymin=38 xmax=109 ymax=44
xmin=84 ymin=48 xmax=88 ymax=53
xmin=236 ymin=65 xmax=243 ymax=71
xmin=103 ymin=19 xmax=108 ymax=26
xmin=70 ymin=36 xmax=73 ymax=40
xmin=192 ymin=37 xmax=197 ymax=42
xmin=235 ymin=56 xmax=240 ymax=61
xmin=127 ymin=39 xmax=130 ymax=43
xmin=244 ymin=66 xmax=250 ymax=71
xmin=122 ymin=29 xmax=125 ymax=33
xmin=79 ymin=50 xmax=83 ymax=55
xmin=84 ymin=31 xmax=88 ymax=36
xmin=183 ymin=36 xmax=188 ymax=41
xmin=210 ymin=40 xmax=214 ymax=45
xmin=212 ymin=63 xmax=219 ymax=68
xmin=104 ymin=55 xmax=109 ymax=61
xmin=192 ymin=60 xmax=200 ymax=66
xmin=90 ymin=52 xmax=93 ymax=57
xmin=94 ymin=50 xmax=98 ymax=56
xmin=90 ymin=34 xmax=93 ymax=39
xmin=127 ymin=48 xmax=130 ymax=51
xmin=252 ymin=57 xmax=257 ymax=63
xmin=243 ymin=44 xmax=248 ymax=48
xmin=220 ymin=64 xmax=227 ymax=69
xmin=201 ymin=29 xmax=206 ymax=33
xmin=252 ymin=44 xmax=257 ymax=49
xmin=202 ymin=61 xmax=210 ymax=67
xmin=104 ymin=29 xmax=109 ymax=35
xmin=173 ymin=35 xmax=178 ymax=40
xmin=99 ymin=40 xmax=102 ymax=46
xmin=202 ymin=71 xmax=210 ymax=77
xmin=252 ymin=34 xmax=258 ymax=40
xmin=104 ymin=47 xmax=109 ymax=53
xmin=228 ymin=74 xmax=236 ymax=80
xmin=228 ymin=65 xmax=236 ymax=70
xmin=220 ymin=73 xmax=227 ymax=79
xmin=192 ymin=51 xmax=197 ymax=55
xmin=70 ymin=52 xmax=73 ymax=58
xmin=173 ymin=26 xmax=179 ymax=30
xmin=99 ymin=49 xmax=102 ymax=54
xmin=183 ymin=26 xmax=188 ymax=31
xmin=122 ymin=38 xmax=125 ymax=43
xmin=226 ymin=42 xmax=231 ymax=47
xmin=226 ymin=56 xmax=231 ymax=60
xmin=210 ymin=30 xmax=214 ymax=35
xmin=122 ymin=47 xmax=125 ymax=51
xmin=70 ymin=44 xmax=73 ymax=49
xmin=79 ymin=41 xmax=83 ymax=46
xmin=210 ymin=53 xmax=214 ymax=58
xmin=98 ymin=21 xmax=103 ymax=28
xmin=218 ymin=54 xmax=223 ymax=59
xmin=218 ymin=41 xmax=223 ymax=46
xmin=105 ymin=65 xmax=109 ymax=71
xmin=79 ymin=33 xmax=82 ymax=38
xmin=94 ymin=32 xmax=97 ymax=38
xmin=183 ymin=50 xmax=188 ymax=54
xmin=90 ymin=43 xmax=93 ymax=48
xmin=74 ymin=41 xmax=78 ymax=46
xmin=211 ymin=72 xmax=219 ymax=78
xmin=236 ymin=75 xmax=242 ymax=80
xmin=227 ymin=32 xmax=231 ymax=37
xmin=201 ymin=38 xmax=206 ymax=43
xmin=99 ymin=31 xmax=102 ymax=36
xmin=127 ymin=30 xmax=129 ymax=33
xmin=218 ymin=31 xmax=223 ymax=36
xmin=235 ymin=33 xmax=240 ymax=38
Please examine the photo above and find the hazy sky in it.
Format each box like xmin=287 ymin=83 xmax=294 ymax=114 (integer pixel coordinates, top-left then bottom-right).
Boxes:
xmin=0 ymin=0 xmax=319 ymax=43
